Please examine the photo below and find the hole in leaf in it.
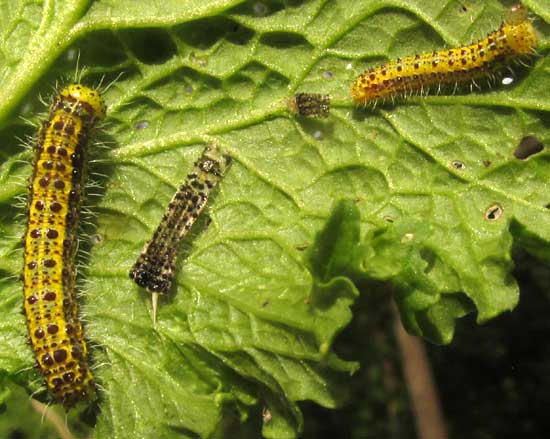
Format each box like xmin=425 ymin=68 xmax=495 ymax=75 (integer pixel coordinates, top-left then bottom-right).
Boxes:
xmin=484 ymin=204 xmax=503 ymax=221
xmin=452 ymin=160 xmax=465 ymax=170
xmin=513 ymin=136 xmax=544 ymax=160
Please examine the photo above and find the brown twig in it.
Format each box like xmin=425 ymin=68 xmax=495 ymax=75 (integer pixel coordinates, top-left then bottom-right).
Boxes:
xmin=393 ymin=305 xmax=448 ymax=439
xmin=30 ymin=399 xmax=75 ymax=439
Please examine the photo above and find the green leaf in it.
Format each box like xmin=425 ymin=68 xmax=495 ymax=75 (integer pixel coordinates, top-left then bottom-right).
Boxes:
xmin=0 ymin=0 xmax=549 ymax=437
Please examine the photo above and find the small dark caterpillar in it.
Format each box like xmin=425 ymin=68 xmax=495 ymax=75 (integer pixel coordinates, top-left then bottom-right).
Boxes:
xmin=129 ymin=144 xmax=231 ymax=322
xmin=288 ymin=93 xmax=331 ymax=117
xmin=351 ymin=5 xmax=539 ymax=105
xmin=22 ymin=84 xmax=105 ymax=407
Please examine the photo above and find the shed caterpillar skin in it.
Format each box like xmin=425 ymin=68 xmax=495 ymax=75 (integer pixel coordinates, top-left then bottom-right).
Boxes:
xmin=22 ymin=84 xmax=105 ymax=407
xmin=288 ymin=93 xmax=331 ymax=118
xmin=129 ymin=144 xmax=231 ymax=322
xmin=351 ymin=5 xmax=538 ymax=105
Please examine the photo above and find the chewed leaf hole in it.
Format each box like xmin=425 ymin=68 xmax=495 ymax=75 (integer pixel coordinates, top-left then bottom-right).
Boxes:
xmin=452 ymin=160 xmax=465 ymax=170
xmin=513 ymin=136 xmax=544 ymax=160
xmin=484 ymin=203 xmax=503 ymax=221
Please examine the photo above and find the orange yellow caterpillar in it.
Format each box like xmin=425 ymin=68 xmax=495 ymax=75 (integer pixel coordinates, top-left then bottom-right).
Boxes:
xmin=22 ymin=84 xmax=105 ymax=407
xmin=351 ymin=5 xmax=538 ymax=105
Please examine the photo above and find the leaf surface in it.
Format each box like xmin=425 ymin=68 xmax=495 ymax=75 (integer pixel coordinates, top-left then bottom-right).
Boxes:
xmin=0 ymin=0 xmax=548 ymax=437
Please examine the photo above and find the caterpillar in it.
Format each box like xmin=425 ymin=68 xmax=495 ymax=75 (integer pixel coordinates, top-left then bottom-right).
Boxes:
xmin=351 ymin=5 xmax=538 ymax=105
xmin=129 ymin=144 xmax=231 ymax=322
xmin=288 ymin=93 xmax=331 ymax=118
xmin=22 ymin=84 xmax=105 ymax=407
